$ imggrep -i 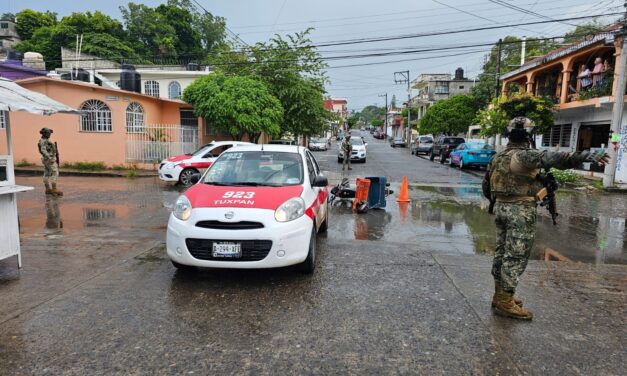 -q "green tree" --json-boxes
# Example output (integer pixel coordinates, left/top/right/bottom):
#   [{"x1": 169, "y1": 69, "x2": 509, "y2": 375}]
[
  {"x1": 155, "y1": 2, "x2": 202, "y2": 58},
  {"x1": 471, "y1": 36, "x2": 559, "y2": 108},
  {"x1": 1, "y1": 12, "x2": 15, "y2": 22},
  {"x1": 370, "y1": 118, "x2": 383, "y2": 128},
  {"x1": 564, "y1": 20, "x2": 608, "y2": 43},
  {"x1": 183, "y1": 74, "x2": 283, "y2": 142},
  {"x1": 15, "y1": 9, "x2": 57, "y2": 40},
  {"x1": 119, "y1": 3, "x2": 178, "y2": 58},
  {"x1": 169, "y1": 0, "x2": 226, "y2": 53},
  {"x1": 477, "y1": 93, "x2": 555, "y2": 136},
  {"x1": 420, "y1": 95, "x2": 479, "y2": 136},
  {"x1": 218, "y1": 29, "x2": 329, "y2": 139}
]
